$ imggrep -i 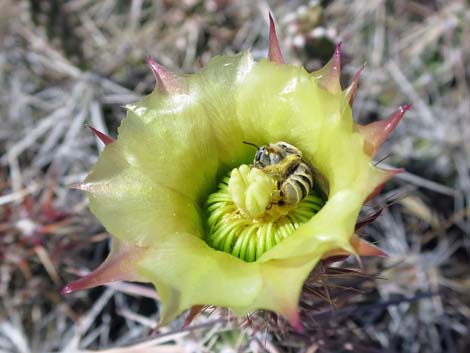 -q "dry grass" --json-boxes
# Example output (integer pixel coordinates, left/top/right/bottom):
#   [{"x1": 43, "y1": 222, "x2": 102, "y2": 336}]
[{"x1": 0, "y1": 0, "x2": 468, "y2": 352}]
